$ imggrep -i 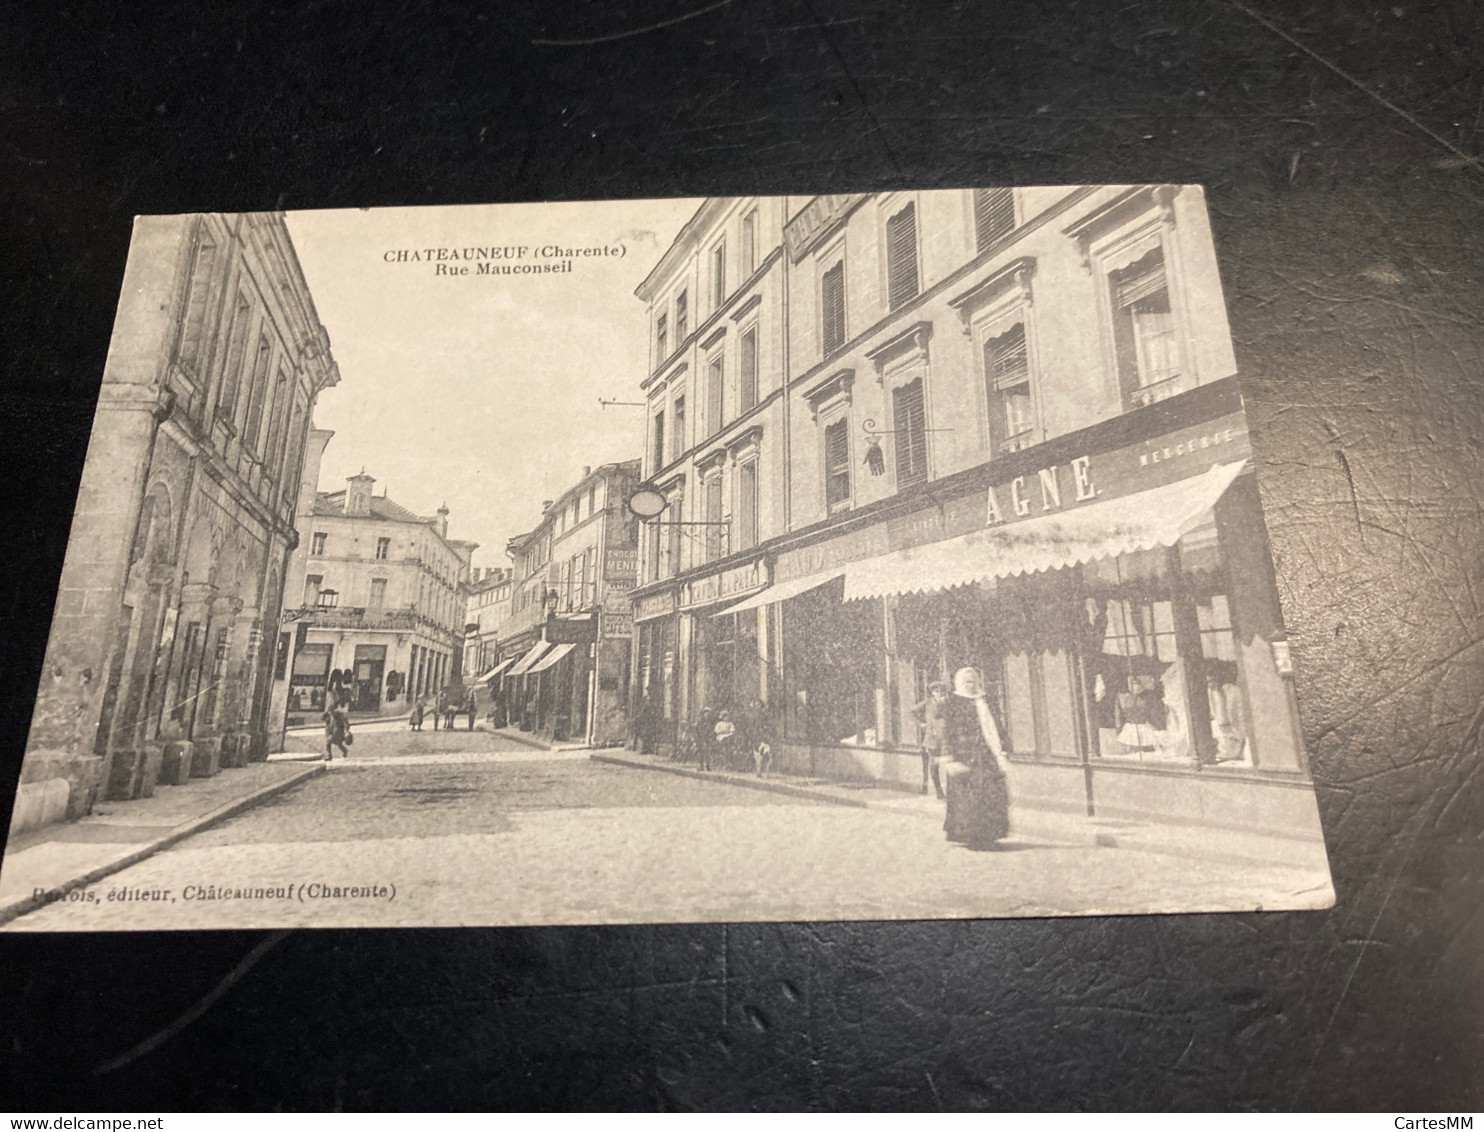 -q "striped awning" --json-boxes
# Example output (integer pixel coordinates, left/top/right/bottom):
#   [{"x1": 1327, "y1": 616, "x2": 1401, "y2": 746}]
[
  {"x1": 843, "y1": 460, "x2": 1247, "y2": 601},
  {"x1": 504, "y1": 641, "x2": 552, "y2": 677}
]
